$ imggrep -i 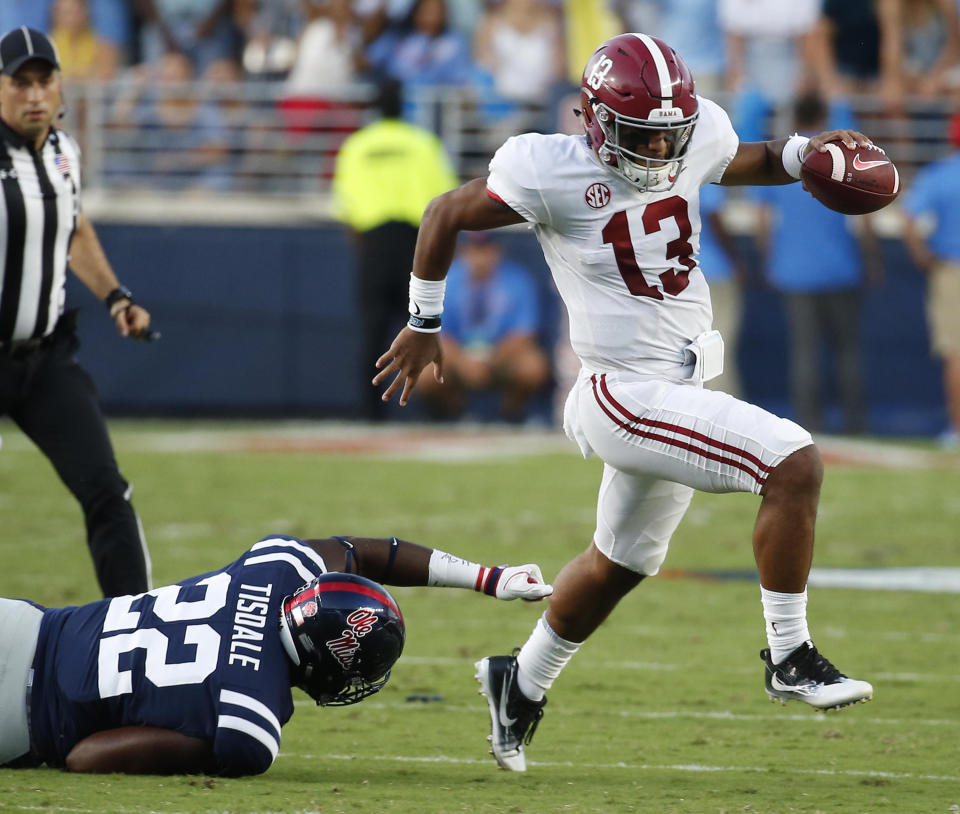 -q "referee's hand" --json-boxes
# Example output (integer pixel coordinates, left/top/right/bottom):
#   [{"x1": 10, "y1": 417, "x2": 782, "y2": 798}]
[{"x1": 112, "y1": 302, "x2": 152, "y2": 339}]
